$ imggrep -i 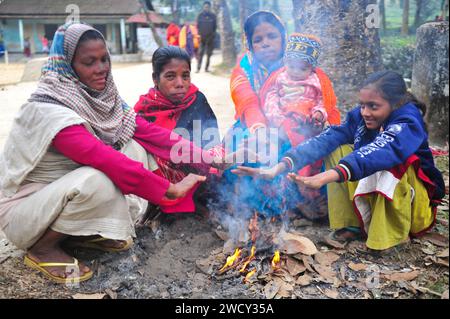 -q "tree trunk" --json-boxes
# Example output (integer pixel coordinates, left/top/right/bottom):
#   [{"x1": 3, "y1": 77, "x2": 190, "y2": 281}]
[
  {"x1": 401, "y1": 0, "x2": 410, "y2": 35},
  {"x1": 414, "y1": 0, "x2": 423, "y2": 28},
  {"x1": 214, "y1": 0, "x2": 237, "y2": 66},
  {"x1": 271, "y1": 0, "x2": 281, "y2": 16},
  {"x1": 170, "y1": 0, "x2": 180, "y2": 24},
  {"x1": 292, "y1": 0, "x2": 382, "y2": 108},
  {"x1": 380, "y1": 0, "x2": 387, "y2": 30},
  {"x1": 138, "y1": 0, "x2": 164, "y2": 47},
  {"x1": 443, "y1": 0, "x2": 449, "y2": 20}
]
